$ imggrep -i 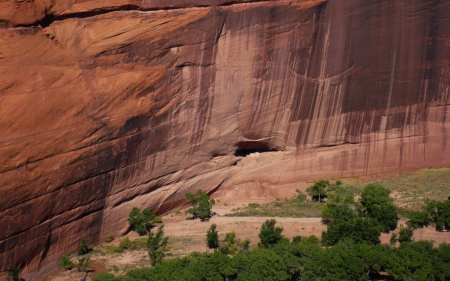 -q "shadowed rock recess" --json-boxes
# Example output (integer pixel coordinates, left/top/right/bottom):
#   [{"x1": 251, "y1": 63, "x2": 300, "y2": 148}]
[{"x1": 1, "y1": 0, "x2": 450, "y2": 279}]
